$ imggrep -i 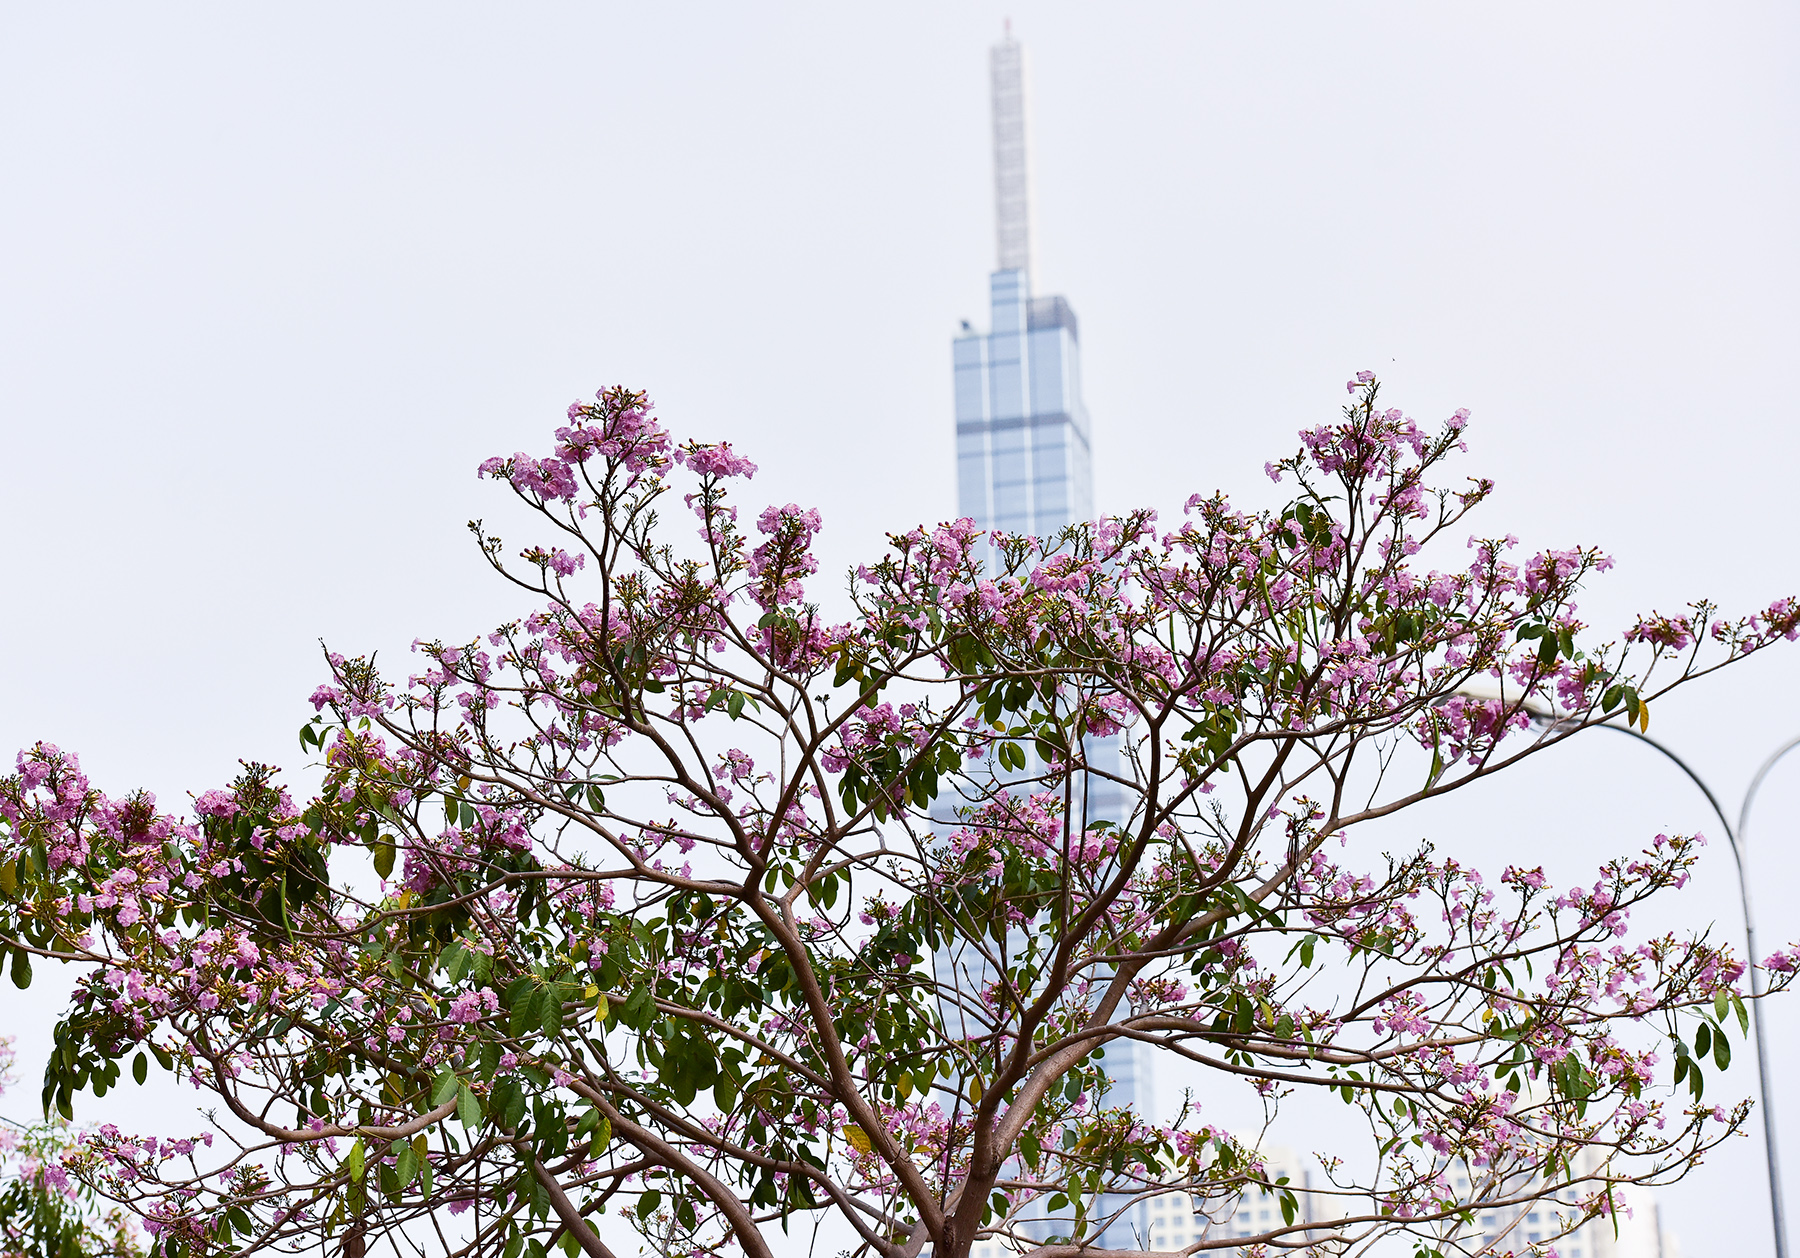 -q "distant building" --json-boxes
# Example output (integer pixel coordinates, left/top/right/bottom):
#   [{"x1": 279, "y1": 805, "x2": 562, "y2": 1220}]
[
  {"x1": 1138, "y1": 1146, "x2": 1313, "y2": 1255},
  {"x1": 947, "y1": 26, "x2": 1685, "y2": 1258},
  {"x1": 1126, "y1": 1148, "x2": 1679, "y2": 1258},
  {"x1": 952, "y1": 32, "x2": 1093, "y2": 558},
  {"x1": 968, "y1": 1146, "x2": 1312, "y2": 1258},
  {"x1": 949, "y1": 27, "x2": 1142, "y2": 1254},
  {"x1": 1458, "y1": 1158, "x2": 1681, "y2": 1258}
]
